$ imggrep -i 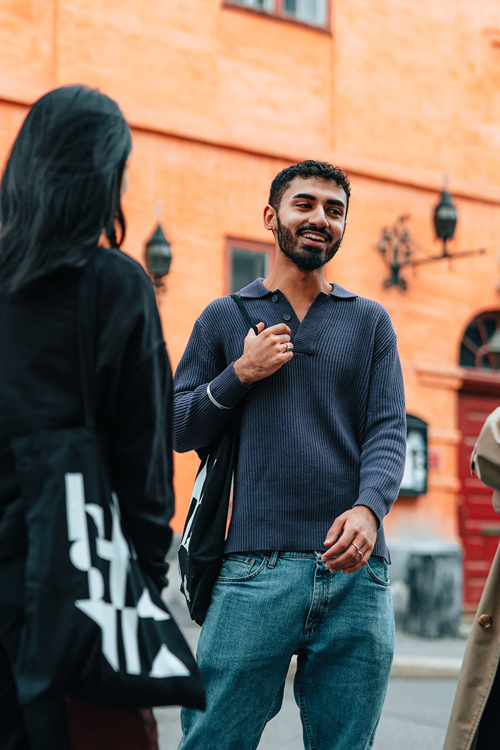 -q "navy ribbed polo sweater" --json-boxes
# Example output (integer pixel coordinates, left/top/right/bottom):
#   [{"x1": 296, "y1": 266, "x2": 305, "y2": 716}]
[{"x1": 174, "y1": 279, "x2": 406, "y2": 562}]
